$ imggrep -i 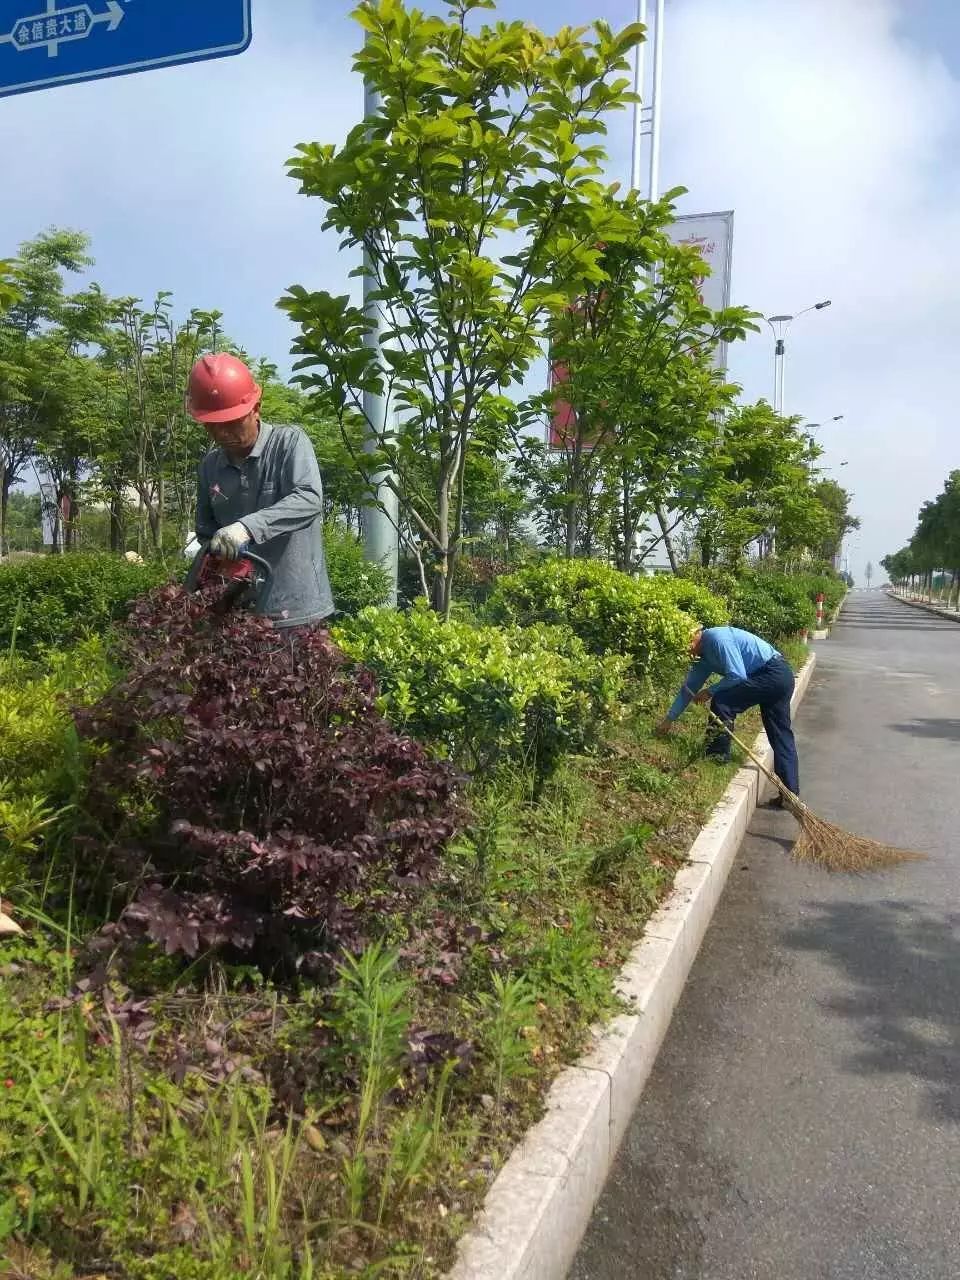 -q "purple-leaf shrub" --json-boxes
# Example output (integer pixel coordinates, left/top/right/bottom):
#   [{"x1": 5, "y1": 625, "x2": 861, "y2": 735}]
[{"x1": 76, "y1": 585, "x2": 460, "y2": 975}]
